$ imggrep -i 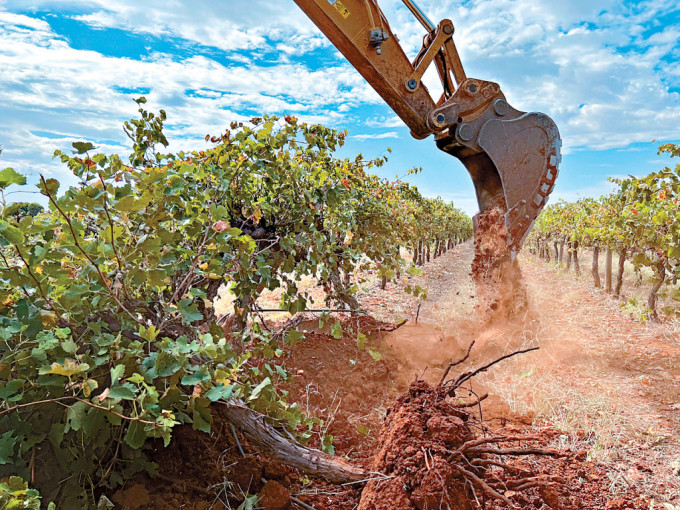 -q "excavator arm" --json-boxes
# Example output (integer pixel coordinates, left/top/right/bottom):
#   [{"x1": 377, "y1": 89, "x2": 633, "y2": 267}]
[{"x1": 293, "y1": 0, "x2": 561, "y2": 255}]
